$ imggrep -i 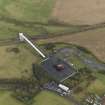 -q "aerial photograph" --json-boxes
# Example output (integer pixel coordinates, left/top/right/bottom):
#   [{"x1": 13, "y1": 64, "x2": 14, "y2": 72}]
[{"x1": 0, "y1": 0, "x2": 105, "y2": 105}]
